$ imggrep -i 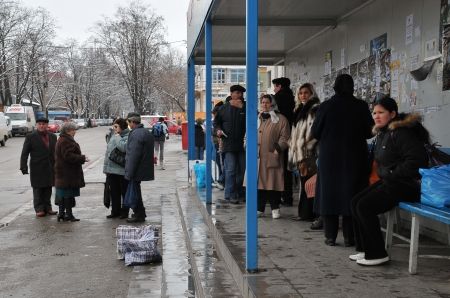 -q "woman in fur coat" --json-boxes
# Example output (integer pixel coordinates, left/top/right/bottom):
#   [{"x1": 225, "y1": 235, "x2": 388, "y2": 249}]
[
  {"x1": 350, "y1": 97, "x2": 429, "y2": 266},
  {"x1": 288, "y1": 83, "x2": 320, "y2": 221}
]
